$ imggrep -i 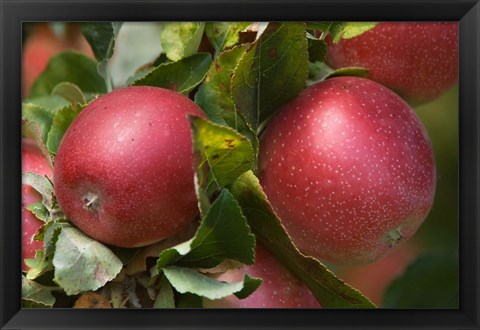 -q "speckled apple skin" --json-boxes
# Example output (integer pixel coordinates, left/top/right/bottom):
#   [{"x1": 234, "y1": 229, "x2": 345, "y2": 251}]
[
  {"x1": 205, "y1": 245, "x2": 320, "y2": 308},
  {"x1": 326, "y1": 22, "x2": 458, "y2": 104},
  {"x1": 54, "y1": 86, "x2": 204, "y2": 248},
  {"x1": 259, "y1": 77, "x2": 436, "y2": 265},
  {"x1": 22, "y1": 139, "x2": 53, "y2": 271}
]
